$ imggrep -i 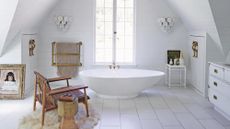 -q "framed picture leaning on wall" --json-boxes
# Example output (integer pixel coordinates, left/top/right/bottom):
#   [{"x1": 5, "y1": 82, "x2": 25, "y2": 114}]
[{"x1": 0, "y1": 64, "x2": 26, "y2": 99}]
